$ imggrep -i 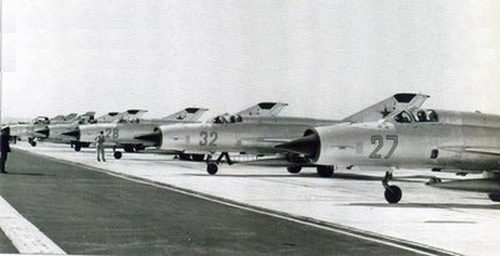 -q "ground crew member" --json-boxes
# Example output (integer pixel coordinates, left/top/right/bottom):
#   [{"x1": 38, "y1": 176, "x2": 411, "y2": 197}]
[
  {"x1": 95, "y1": 131, "x2": 106, "y2": 162},
  {"x1": 0, "y1": 127, "x2": 11, "y2": 173}
]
